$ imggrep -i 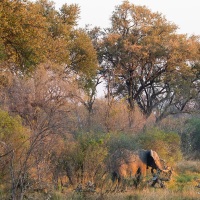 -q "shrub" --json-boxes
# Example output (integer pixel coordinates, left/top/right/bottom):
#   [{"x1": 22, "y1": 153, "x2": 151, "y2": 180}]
[
  {"x1": 107, "y1": 132, "x2": 139, "y2": 154},
  {"x1": 137, "y1": 127, "x2": 182, "y2": 164},
  {"x1": 62, "y1": 132, "x2": 109, "y2": 186},
  {"x1": 182, "y1": 117, "x2": 200, "y2": 158},
  {"x1": 0, "y1": 110, "x2": 30, "y2": 197}
]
